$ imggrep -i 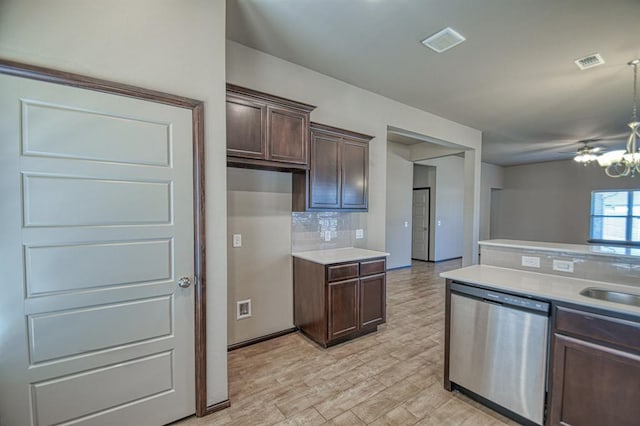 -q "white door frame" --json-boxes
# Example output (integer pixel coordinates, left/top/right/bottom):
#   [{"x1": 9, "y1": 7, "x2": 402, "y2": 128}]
[{"x1": 0, "y1": 59, "x2": 220, "y2": 417}]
